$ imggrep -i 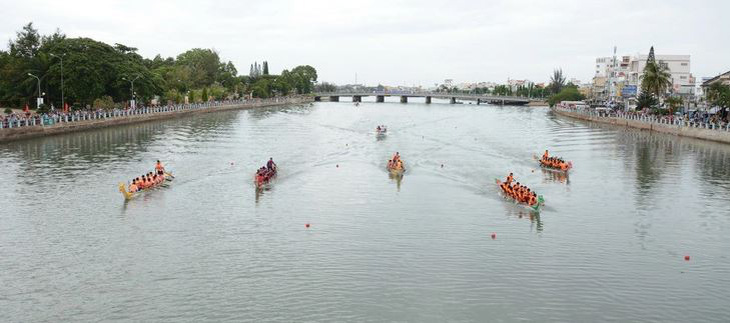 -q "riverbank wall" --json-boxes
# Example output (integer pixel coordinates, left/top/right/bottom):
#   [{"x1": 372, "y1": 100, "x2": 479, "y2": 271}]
[
  {"x1": 552, "y1": 107, "x2": 730, "y2": 144},
  {"x1": 0, "y1": 97, "x2": 312, "y2": 143}
]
